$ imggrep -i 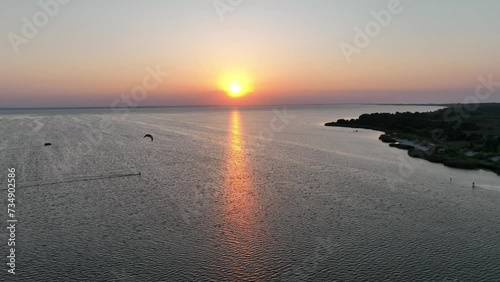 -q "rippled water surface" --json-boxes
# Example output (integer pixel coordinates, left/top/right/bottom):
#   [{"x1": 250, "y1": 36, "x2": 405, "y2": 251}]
[{"x1": 1, "y1": 105, "x2": 500, "y2": 281}]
